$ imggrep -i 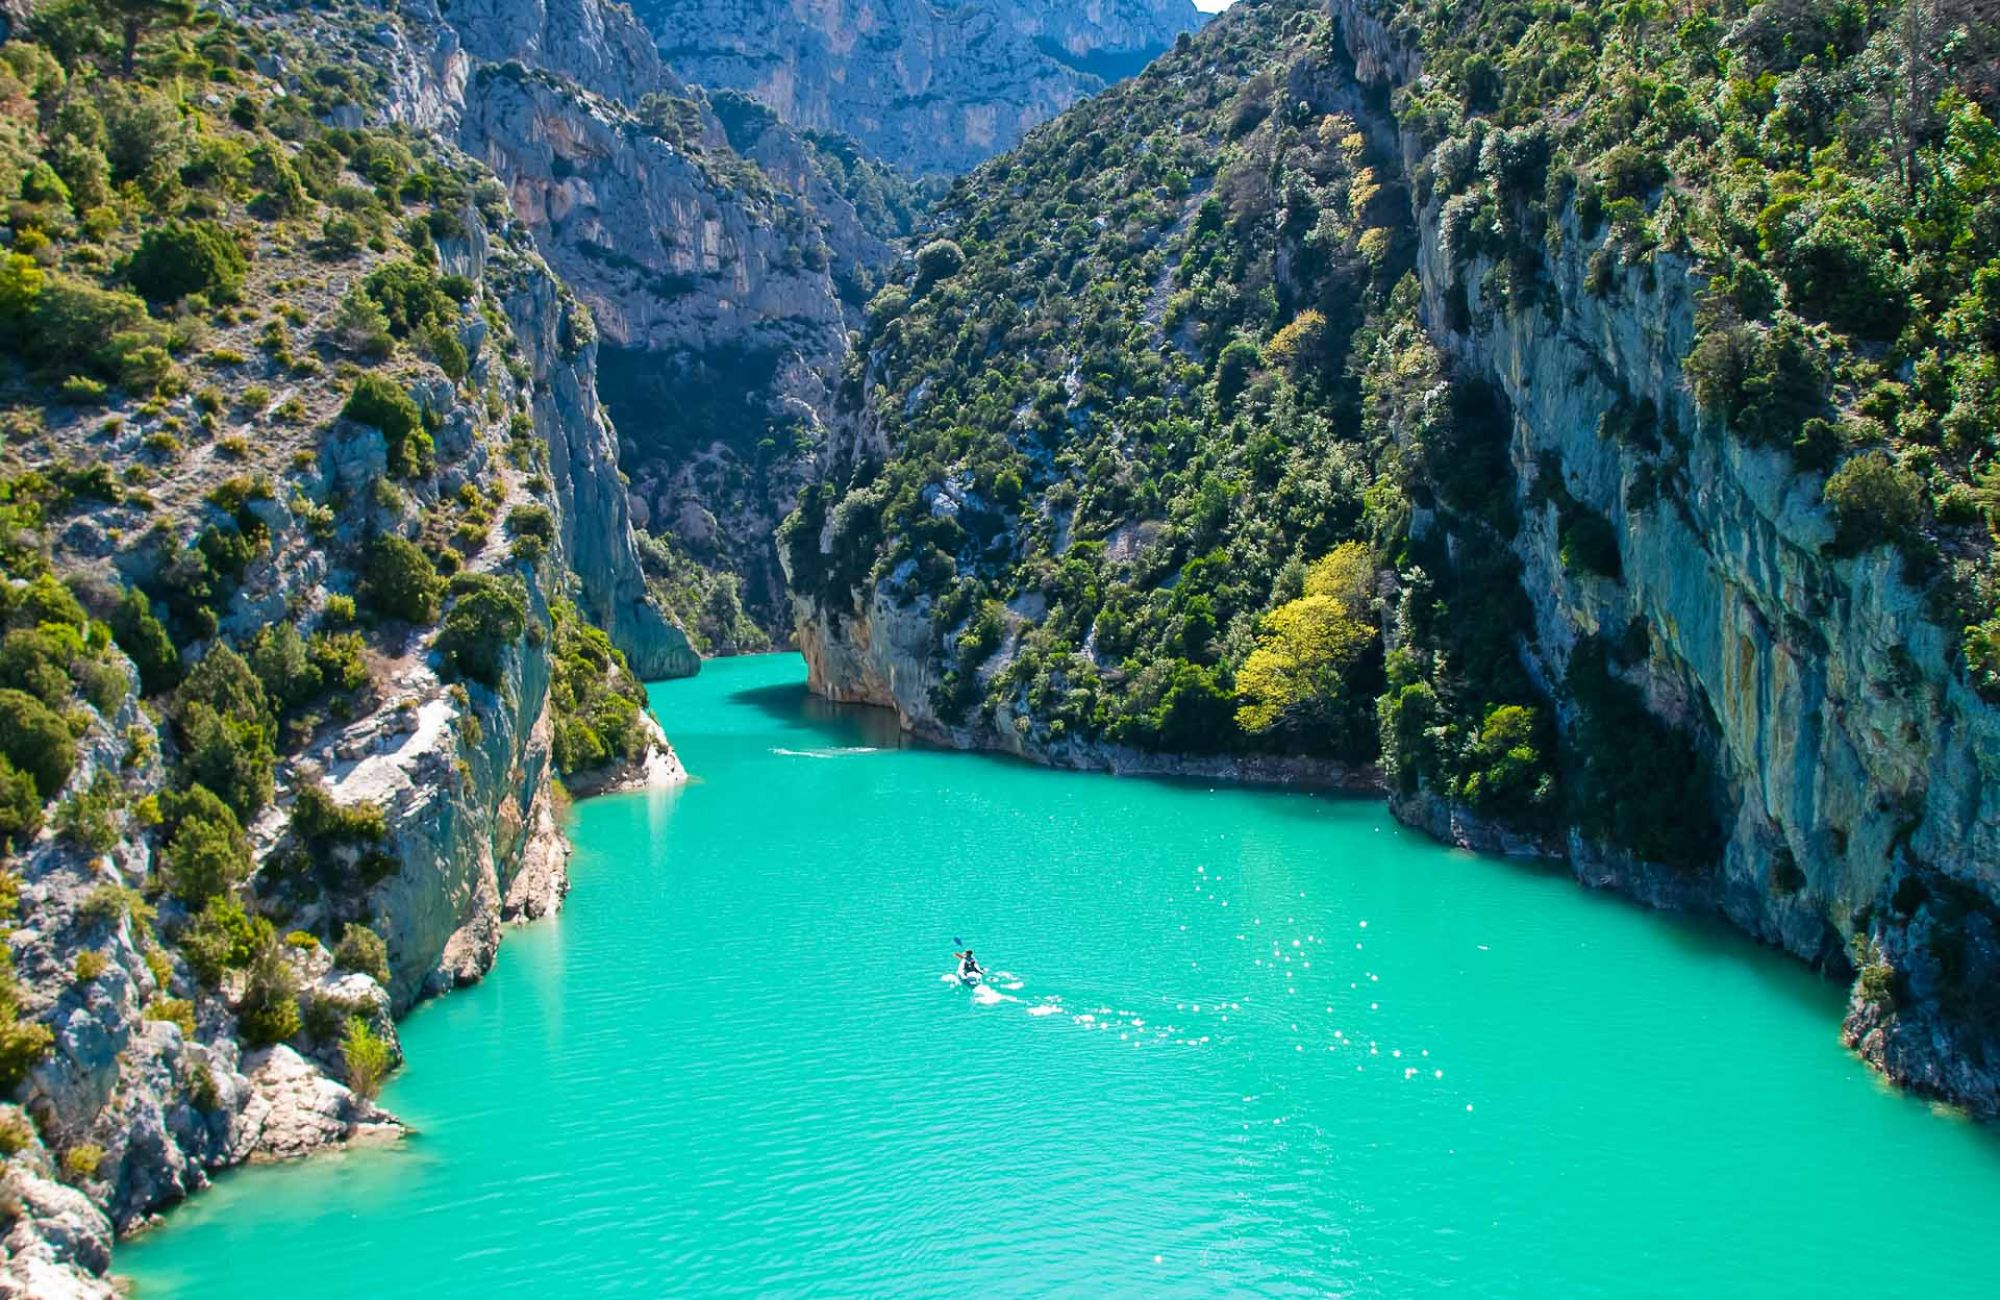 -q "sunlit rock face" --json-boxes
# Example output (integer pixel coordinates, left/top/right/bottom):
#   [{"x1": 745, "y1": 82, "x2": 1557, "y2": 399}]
[{"x1": 631, "y1": 0, "x2": 1207, "y2": 173}]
